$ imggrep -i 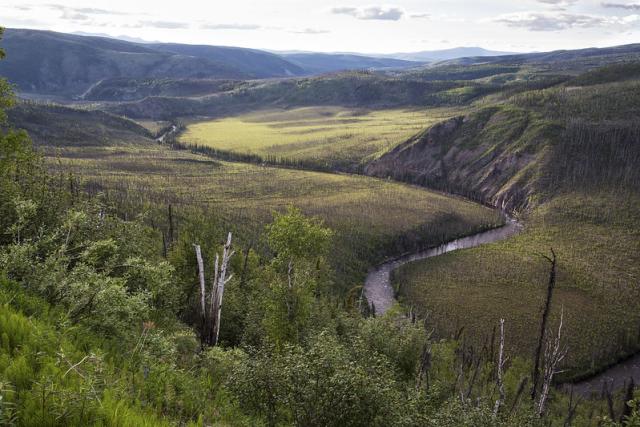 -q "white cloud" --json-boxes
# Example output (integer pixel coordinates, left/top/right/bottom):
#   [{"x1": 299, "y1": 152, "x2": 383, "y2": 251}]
[
  {"x1": 331, "y1": 6, "x2": 404, "y2": 21},
  {"x1": 602, "y1": 2, "x2": 640, "y2": 10},
  {"x1": 494, "y1": 11, "x2": 622, "y2": 31}
]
